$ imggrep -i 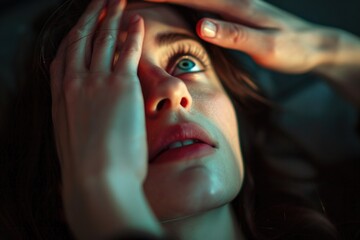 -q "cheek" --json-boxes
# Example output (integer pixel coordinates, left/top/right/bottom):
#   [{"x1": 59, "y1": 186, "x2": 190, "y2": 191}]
[
  {"x1": 193, "y1": 85, "x2": 244, "y2": 187},
  {"x1": 191, "y1": 85, "x2": 244, "y2": 206},
  {"x1": 194, "y1": 85, "x2": 241, "y2": 157}
]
